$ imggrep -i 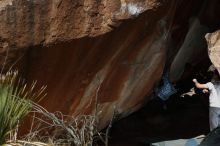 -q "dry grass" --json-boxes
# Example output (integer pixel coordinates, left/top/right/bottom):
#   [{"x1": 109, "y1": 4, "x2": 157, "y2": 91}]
[
  {"x1": 31, "y1": 103, "x2": 97, "y2": 146},
  {"x1": 3, "y1": 74, "x2": 115, "y2": 146}
]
